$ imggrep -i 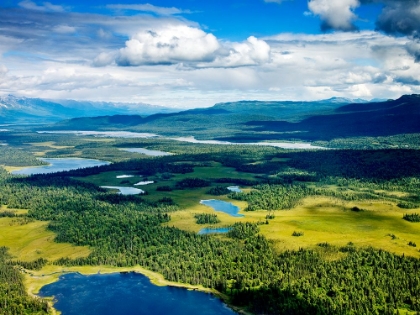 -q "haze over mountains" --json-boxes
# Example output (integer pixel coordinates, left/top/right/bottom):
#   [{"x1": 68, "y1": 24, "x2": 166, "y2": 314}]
[{"x1": 0, "y1": 95, "x2": 178, "y2": 124}]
